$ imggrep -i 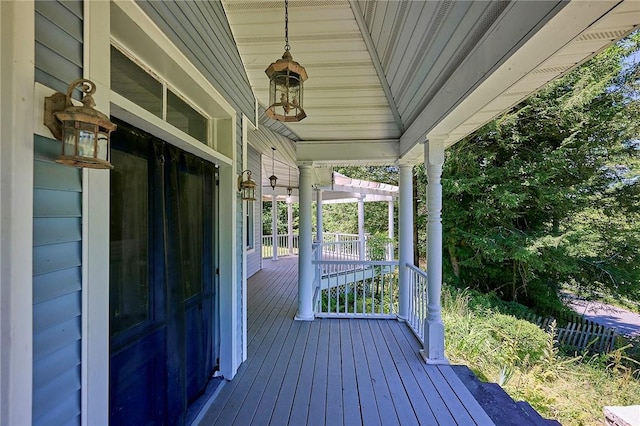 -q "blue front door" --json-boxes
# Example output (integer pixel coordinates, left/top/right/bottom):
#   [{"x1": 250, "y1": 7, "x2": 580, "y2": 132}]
[{"x1": 109, "y1": 120, "x2": 219, "y2": 425}]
